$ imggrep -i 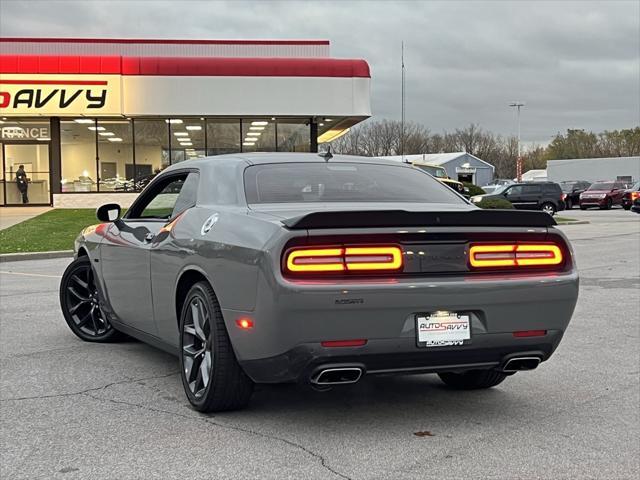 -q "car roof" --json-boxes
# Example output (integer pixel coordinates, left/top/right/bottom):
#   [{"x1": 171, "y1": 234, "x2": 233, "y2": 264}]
[{"x1": 162, "y1": 152, "x2": 411, "y2": 172}]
